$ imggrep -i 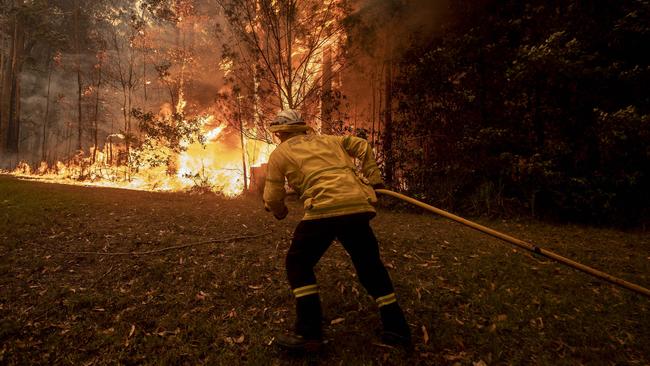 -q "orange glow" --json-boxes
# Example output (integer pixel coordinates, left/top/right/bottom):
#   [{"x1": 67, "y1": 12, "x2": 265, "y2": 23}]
[{"x1": 8, "y1": 107, "x2": 273, "y2": 197}]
